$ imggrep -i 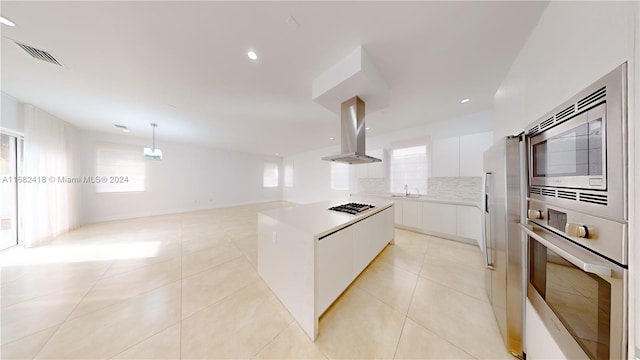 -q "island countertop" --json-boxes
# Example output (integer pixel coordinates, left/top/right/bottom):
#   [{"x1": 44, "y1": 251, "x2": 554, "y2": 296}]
[
  {"x1": 258, "y1": 198, "x2": 394, "y2": 239},
  {"x1": 258, "y1": 196, "x2": 395, "y2": 341}
]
